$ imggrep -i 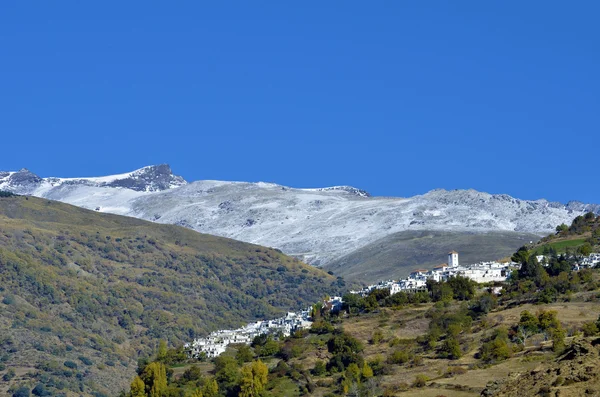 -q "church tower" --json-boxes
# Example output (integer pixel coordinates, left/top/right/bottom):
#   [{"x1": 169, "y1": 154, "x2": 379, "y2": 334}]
[{"x1": 448, "y1": 251, "x2": 459, "y2": 267}]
